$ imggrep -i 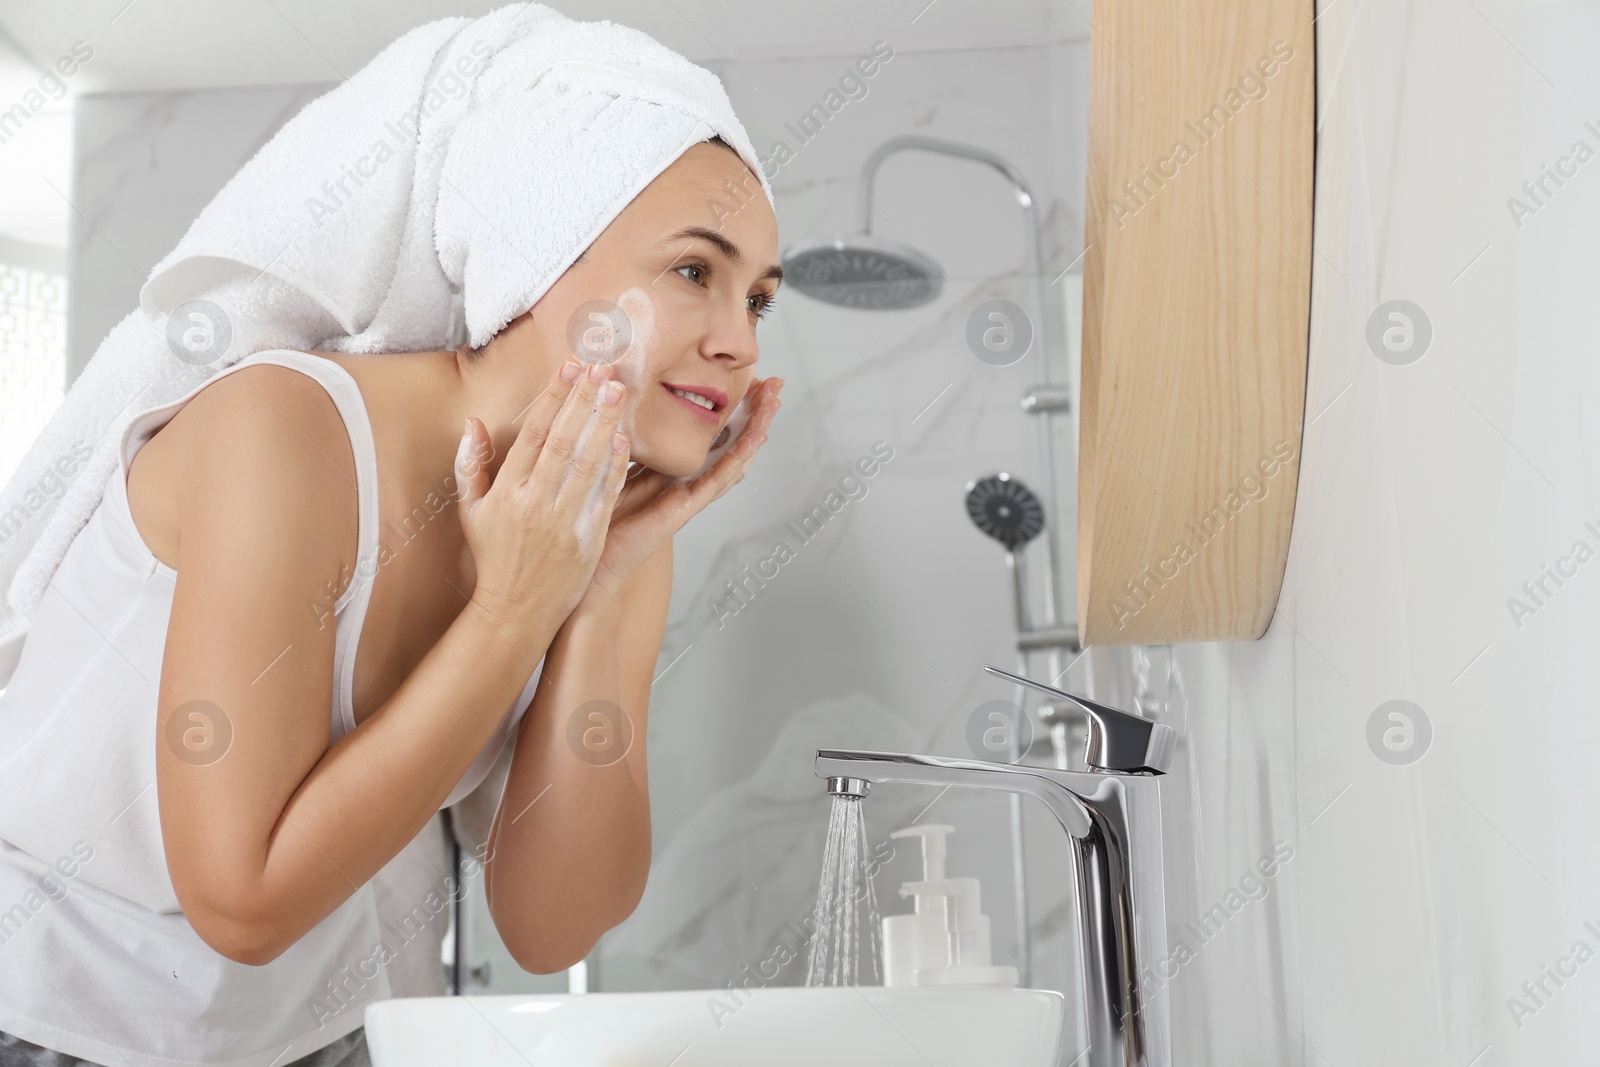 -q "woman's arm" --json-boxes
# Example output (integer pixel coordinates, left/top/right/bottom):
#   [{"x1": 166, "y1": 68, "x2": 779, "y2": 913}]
[
  {"x1": 483, "y1": 537, "x2": 672, "y2": 972},
  {"x1": 480, "y1": 374, "x2": 780, "y2": 972},
  {"x1": 157, "y1": 363, "x2": 617, "y2": 966}
]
